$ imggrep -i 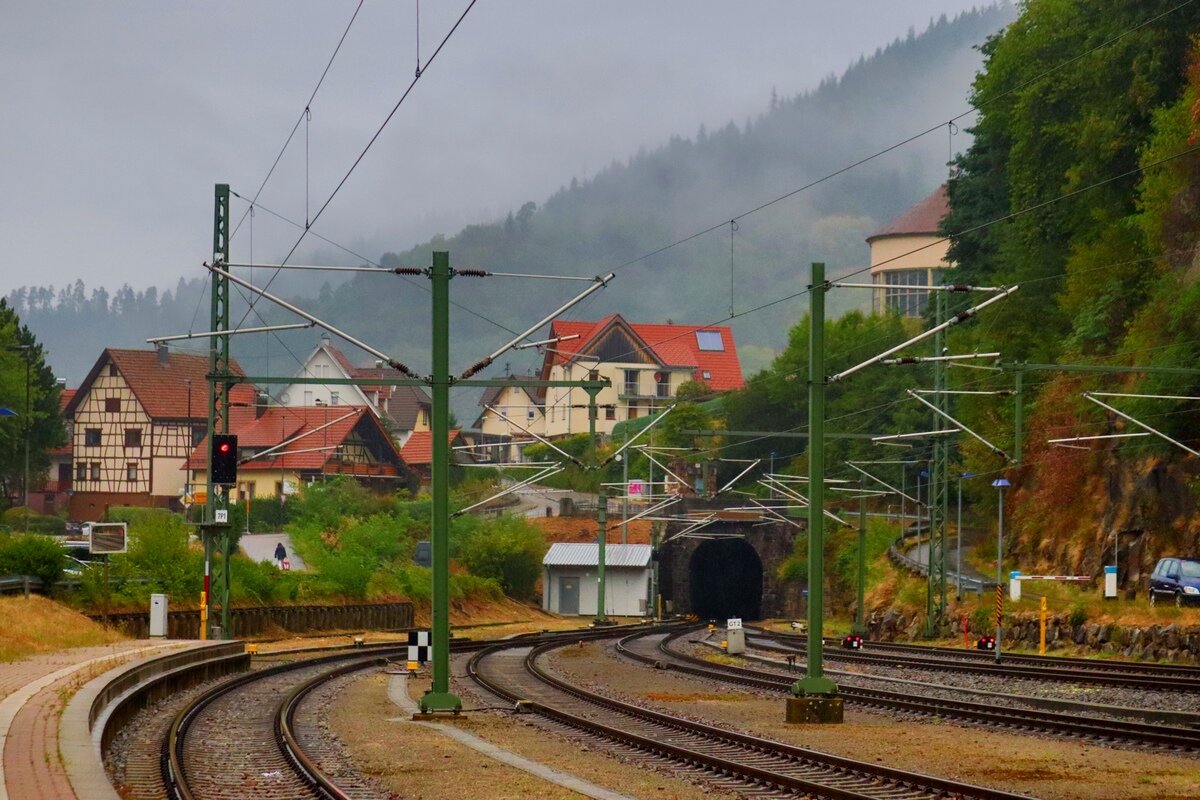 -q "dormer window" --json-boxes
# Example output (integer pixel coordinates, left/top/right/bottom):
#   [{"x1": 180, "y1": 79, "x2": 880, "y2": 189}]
[{"x1": 695, "y1": 330, "x2": 724, "y2": 351}]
